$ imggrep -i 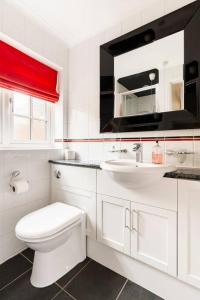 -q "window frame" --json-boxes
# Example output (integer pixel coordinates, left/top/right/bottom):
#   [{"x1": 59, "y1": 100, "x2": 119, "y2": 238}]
[
  {"x1": 0, "y1": 88, "x2": 56, "y2": 149},
  {"x1": 10, "y1": 92, "x2": 51, "y2": 144}
]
